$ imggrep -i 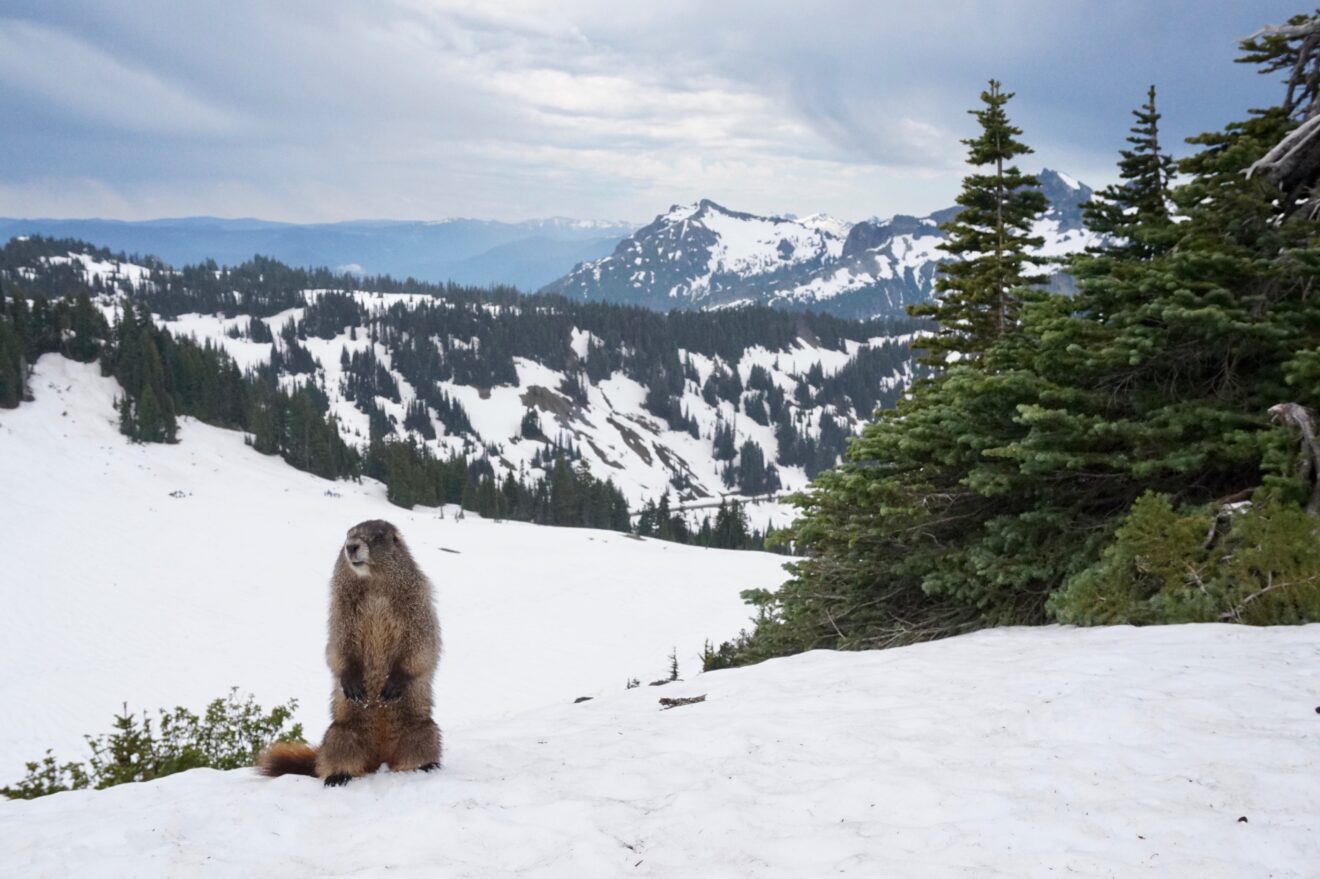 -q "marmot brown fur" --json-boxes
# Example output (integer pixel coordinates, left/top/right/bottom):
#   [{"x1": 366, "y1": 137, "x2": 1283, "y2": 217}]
[{"x1": 258, "y1": 519, "x2": 441, "y2": 787}]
